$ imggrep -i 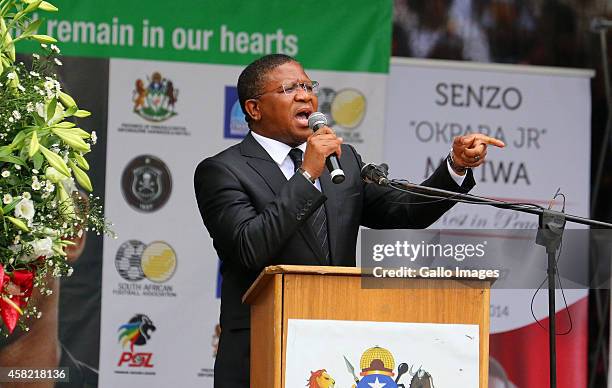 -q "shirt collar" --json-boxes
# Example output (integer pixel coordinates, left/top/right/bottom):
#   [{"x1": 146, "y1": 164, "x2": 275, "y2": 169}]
[{"x1": 251, "y1": 131, "x2": 307, "y2": 165}]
